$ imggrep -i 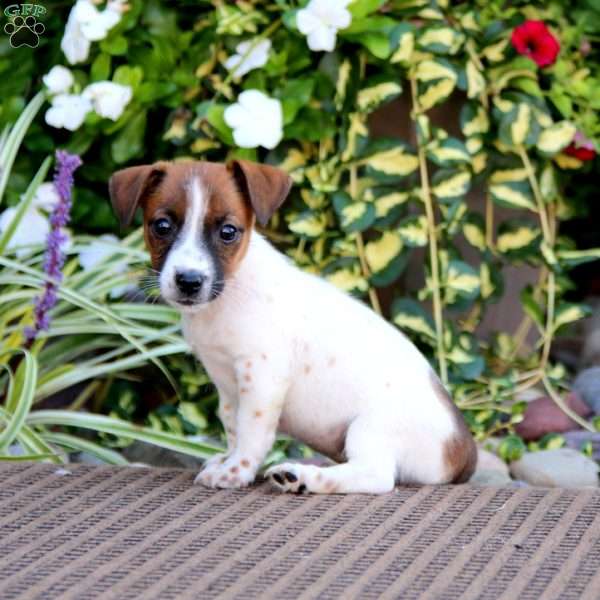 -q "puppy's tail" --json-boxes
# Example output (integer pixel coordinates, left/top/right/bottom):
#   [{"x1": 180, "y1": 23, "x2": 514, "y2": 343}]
[{"x1": 430, "y1": 371, "x2": 478, "y2": 483}]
